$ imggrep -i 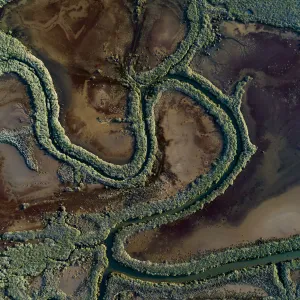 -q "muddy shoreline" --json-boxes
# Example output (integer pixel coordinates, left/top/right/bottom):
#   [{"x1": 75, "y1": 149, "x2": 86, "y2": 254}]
[{"x1": 126, "y1": 22, "x2": 300, "y2": 263}]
